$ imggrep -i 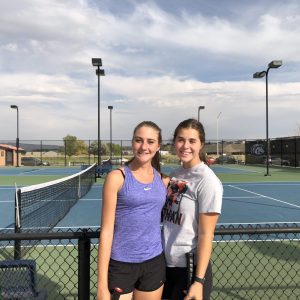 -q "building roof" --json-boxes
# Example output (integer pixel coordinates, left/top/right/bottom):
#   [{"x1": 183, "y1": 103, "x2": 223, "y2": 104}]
[{"x1": 0, "y1": 144, "x2": 24, "y2": 151}]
